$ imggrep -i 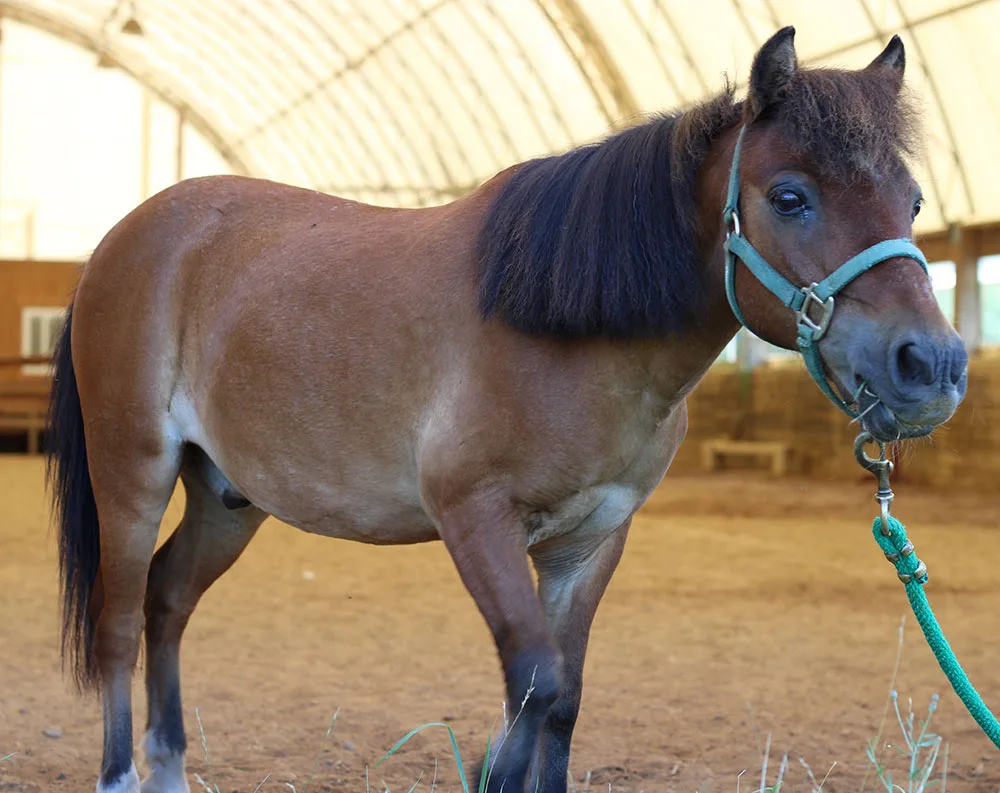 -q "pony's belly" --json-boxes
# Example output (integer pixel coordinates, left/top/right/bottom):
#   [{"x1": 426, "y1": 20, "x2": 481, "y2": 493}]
[
  {"x1": 232, "y1": 462, "x2": 437, "y2": 543},
  {"x1": 267, "y1": 489, "x2": 439, "y2": 544},
  {"x1": 173, "y1": 396, "x2": 437, "y2": 542}
]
